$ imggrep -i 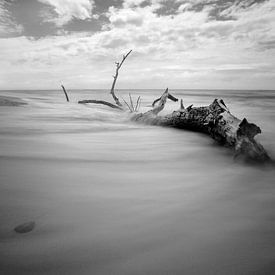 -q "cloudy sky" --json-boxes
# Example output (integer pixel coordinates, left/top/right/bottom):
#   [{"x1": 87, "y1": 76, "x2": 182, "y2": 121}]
[{"x1": 0, "y1": 0, "x2": 274, "y2": 90}]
